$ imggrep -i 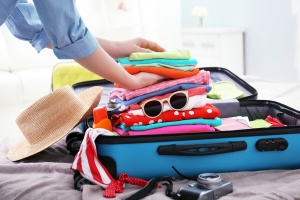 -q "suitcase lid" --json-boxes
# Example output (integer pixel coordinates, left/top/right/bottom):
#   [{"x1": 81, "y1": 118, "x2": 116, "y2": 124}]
[{"x1": 203, "y1": 67, "x2": 257, "y2": 101}]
